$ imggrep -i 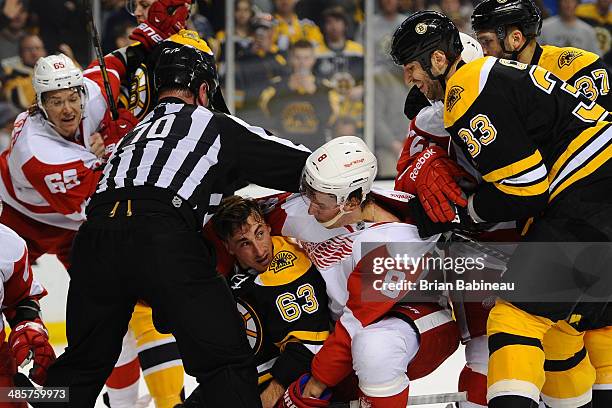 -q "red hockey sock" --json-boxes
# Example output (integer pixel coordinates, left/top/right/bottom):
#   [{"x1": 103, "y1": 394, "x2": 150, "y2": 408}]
[
  {"x1": 459, "y1": 365, "x2": 487, "y2": 407},
  {"x1": 358, "y1": 387, "x2": 409, "y2": 408}
]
